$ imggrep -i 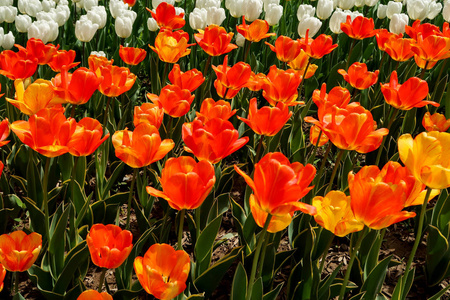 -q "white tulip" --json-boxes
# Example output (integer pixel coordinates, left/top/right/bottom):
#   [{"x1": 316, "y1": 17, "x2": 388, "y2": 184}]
[
  {"x1": 407, "y1": 0, "x2": 429, "y2": 20},
  {"x1": 109, "y1": 0, "x2": 128, "y2": 18},
  {"x1": 84, "y1": 0, "x2": 98, "y2": 11},
  {"x1": 226, "y1": 0, "x2": 244, "y2": 18},
  {"x1": 236, "y1": 33, "x2": 245, "y2": 47},
  {"x1": 263, "y1": 0, "x2": 279, "y2": 11},
  {"x1": 25, "y1": 0, "x2": 43, "y2": 17},
  {"x1": 265, "y1": 3, "x2": 283, "y2": 25},
  {"x1": 329, "y1": 8, "x2": 347, "y2": 33},
  {"x1": 386, "y1": 1, "x2": 402, "y2": 19},
  {"x1": 36, "y1": 11, "x2": 57, "y2": 22},
  {"x1": 1, "y1": 6, "x2": 17, "y2": 24},
  {"x1": 427, "y1": 2, "x2": 442, "y2": 20},
  {"x1": 337, "y1": 0, "x2": 355, "y2": 10},
  {"x1": 42, "y1": 0, "x2": 56, "y2": 12},
  {"x1": 15, "y1": 14, "x2": 32, "y2": 33},
  {"x1": 0, "y1": 28, "x2": 4, "y2": 48},
  {"x1": 53, "y1": 6, "x2": 70, "y2": 26},
  {"x1": 189, "y1": 8, "x2": 207, "y2": 30},
  {"x1": 0, "y1": 0, "x2": 12, "y2": 6},
  {"x1": 355, "y1": 0, "x2": 364, "y2": 8},
  {"x1": 3, "y1": 31, "x2": 14, "y2": 50},
  {"x1": 389, "y1": 13, "x2": 408, "y2": 34},
  {"x1": 75, "y1": 16, "x2": 98, "y2": 42},
  {"x1": 147, "y1": 17, "x2": 159, "y2": 31},
  {"x1": 377, "y1": 4, "x2": 387, "y2": 19},
  {"x1": 115, "y1": 15, "x2": 133, "y2": 38},
  {"x1": 206, "y1": 7, "x2": 226, "y2": 25},
  {"x1": 364, "y1": 0, "x2": 377, "y2": 7},
  {"x1": 298, "y1": 16, "x2": 322, "y2": 37},
  {"x1": 316, "y1": 0, "x2": 334, "y2": 20},
  {"x1": 243, "y1": 0, "x2": 263, "y2": 21},
  {"x1": 152, "y1": 0, "x2": 175, "y2": 9},
  {"x1": 196, "y1": 0, "x2": 221, "y2": 8},
  {"x1": 91, "y1": 50, "x2": 106, "y2": 57},
  {"x1": 444, "y1": 0, "x2": 450, "y2": 22},
  {"x1": 87, "y1": 6, "x2": 107, "y2": 28},
  {"x1": 18, "y1": 0, "x2": 27, "y2": 14},
  {"x1": 28, "y1": 20, "x2": 58, "y2": 43},
  {"x1": 297, "y1": 4, "x2": 315, "y2": 20}
]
